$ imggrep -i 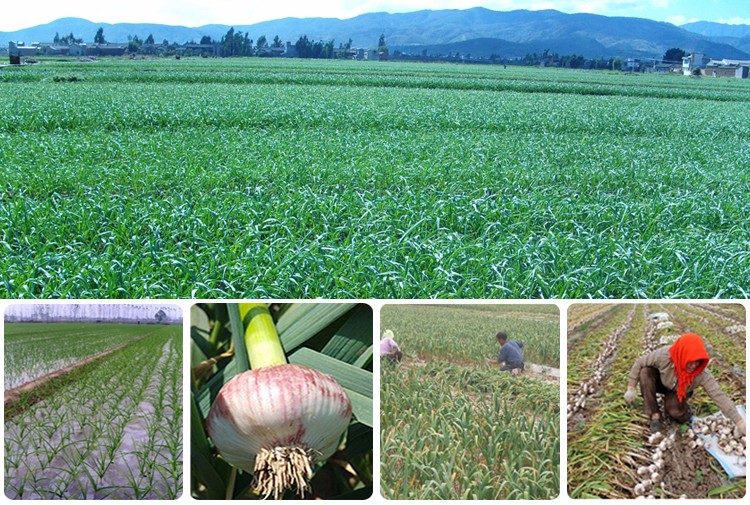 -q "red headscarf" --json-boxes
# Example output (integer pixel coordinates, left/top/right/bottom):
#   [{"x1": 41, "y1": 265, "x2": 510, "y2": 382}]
[{"x1": 669, "y1": 333, "x2": 709, "y2": 401}]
